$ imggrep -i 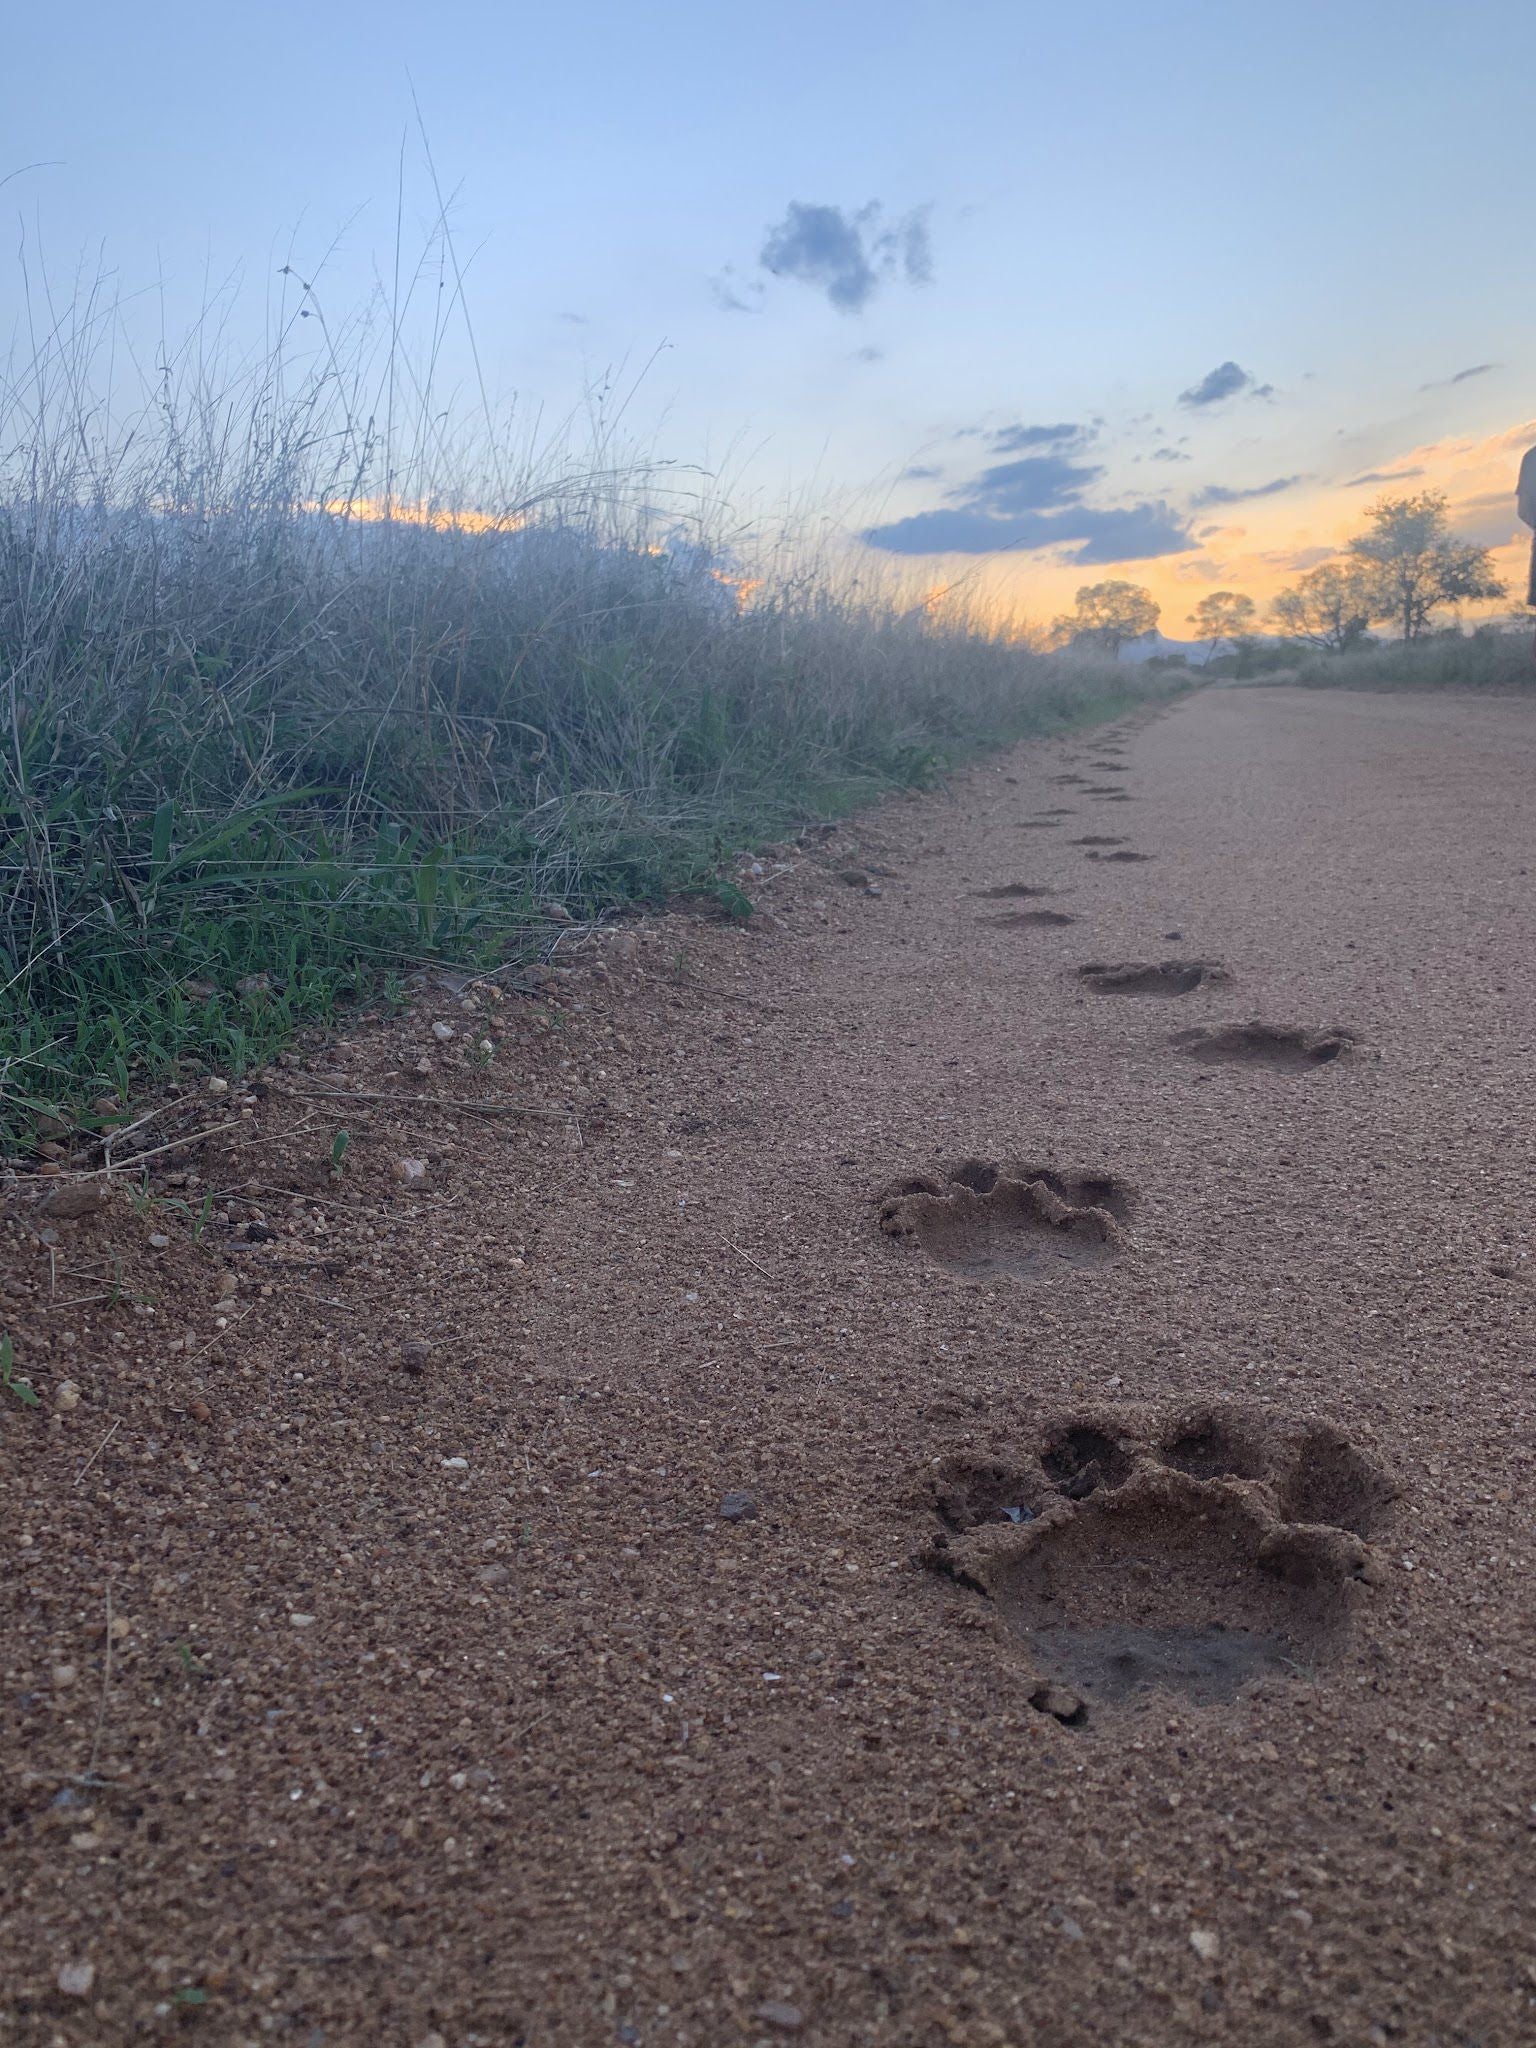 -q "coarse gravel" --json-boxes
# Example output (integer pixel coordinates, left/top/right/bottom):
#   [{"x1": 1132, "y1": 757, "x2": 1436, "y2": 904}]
[{"x1": 3, "y1": 684, "x2": 1535, "y2": 2047}]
